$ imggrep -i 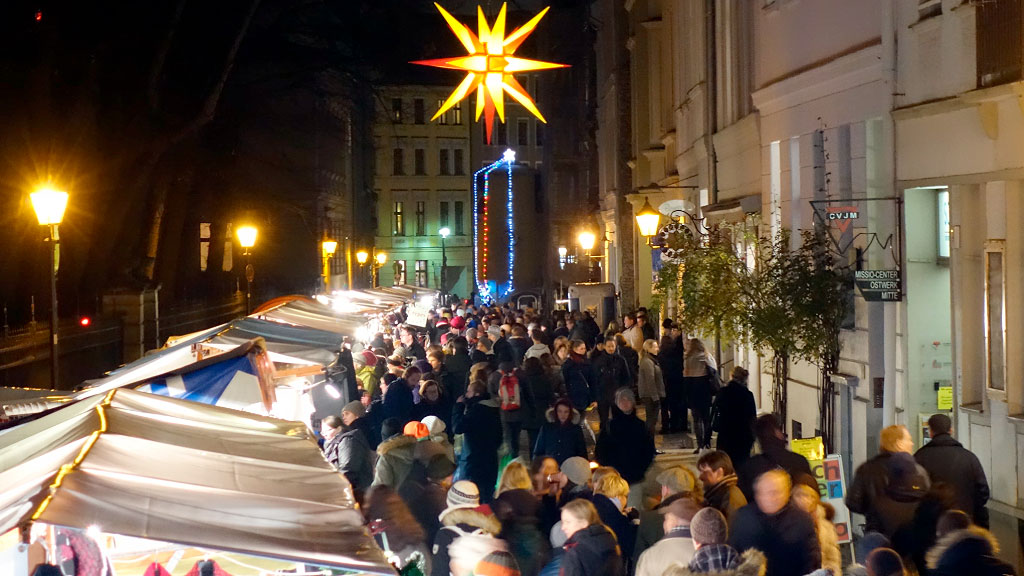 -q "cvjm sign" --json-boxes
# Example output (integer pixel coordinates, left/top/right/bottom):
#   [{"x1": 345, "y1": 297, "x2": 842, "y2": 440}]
[{"x1": 827, "y1": 206, "x2": 859, "y2": 233}]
